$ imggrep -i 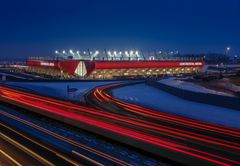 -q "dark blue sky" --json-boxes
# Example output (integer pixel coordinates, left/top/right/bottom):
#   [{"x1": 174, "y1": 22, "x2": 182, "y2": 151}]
[{"x1": 0, "y1": 0, "x2": 239, "y2": 58}]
